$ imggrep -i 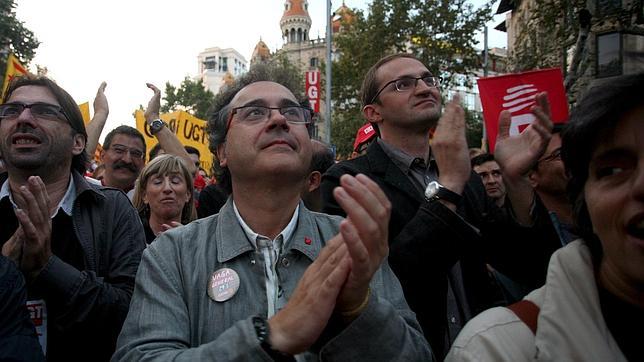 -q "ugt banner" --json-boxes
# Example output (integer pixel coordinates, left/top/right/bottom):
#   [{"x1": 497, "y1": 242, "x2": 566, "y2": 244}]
[
  {"x1": 477, "y1": 68, "x2": 568, "y2": 152},
  {"x1": 306, "y1": 71, "x2": 320, "y2": 112}
]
